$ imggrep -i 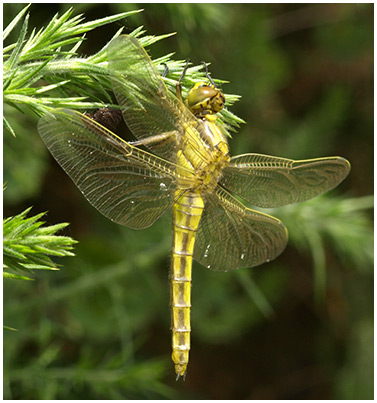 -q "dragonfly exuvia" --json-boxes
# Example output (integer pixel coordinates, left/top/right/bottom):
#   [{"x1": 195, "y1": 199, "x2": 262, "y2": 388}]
[{"x1": 38, "y1": 35, "x2": 351, "y2": 379}]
